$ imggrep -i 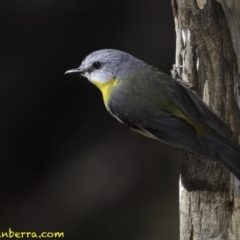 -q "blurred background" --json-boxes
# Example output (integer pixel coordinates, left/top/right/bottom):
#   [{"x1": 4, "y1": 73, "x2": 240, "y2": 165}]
[{"x1": 0, "y1": 0, "x2": 179, "y2": 239}]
